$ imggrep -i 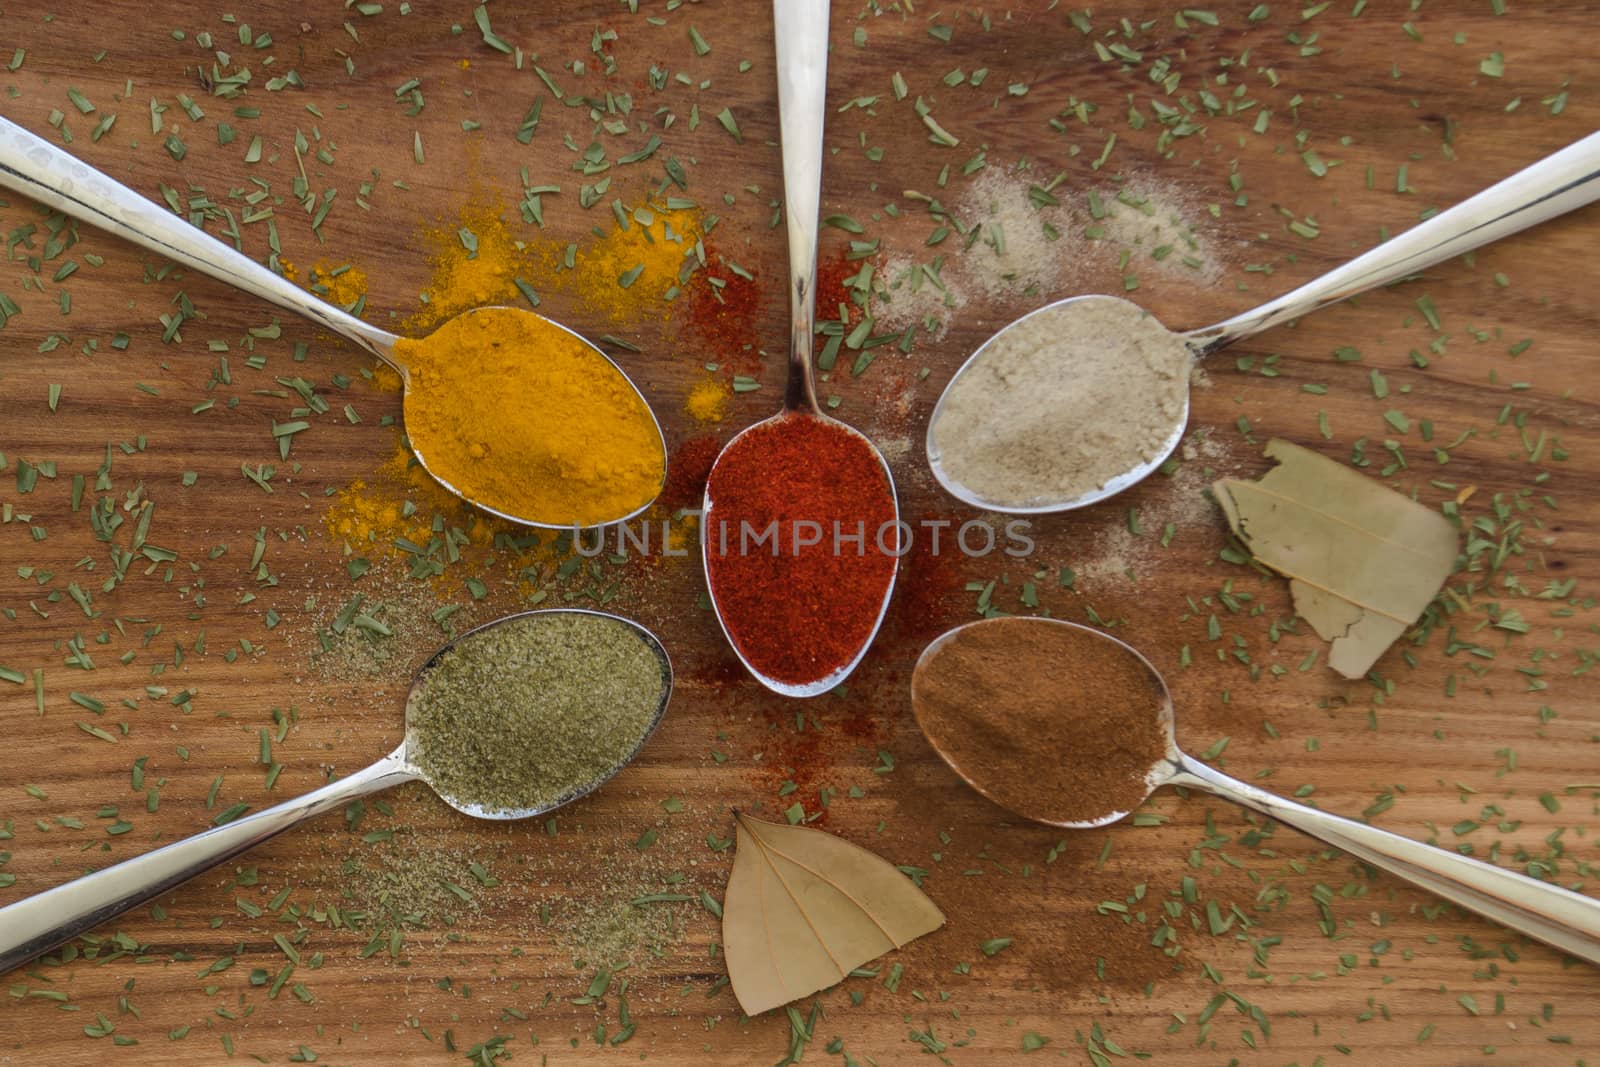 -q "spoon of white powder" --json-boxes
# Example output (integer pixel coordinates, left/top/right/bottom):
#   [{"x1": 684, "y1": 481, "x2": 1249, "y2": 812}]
[{"x1": 927, "y1": 132, "x2": 1600, "y2": 514}]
